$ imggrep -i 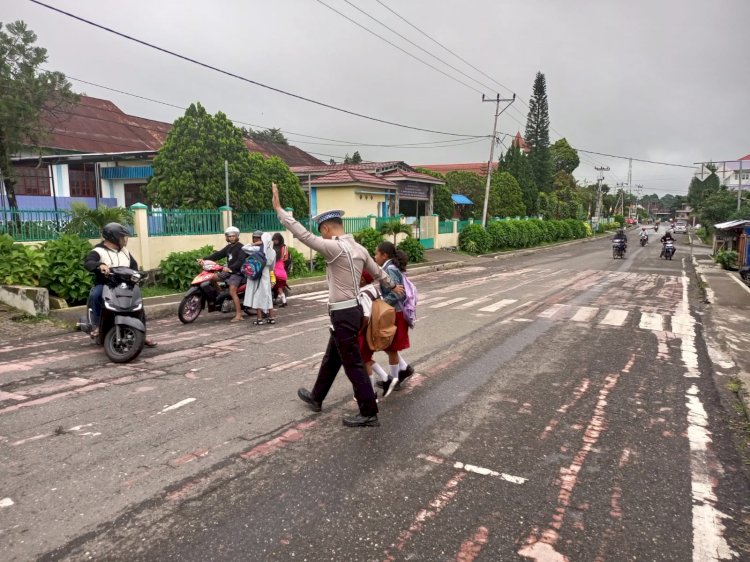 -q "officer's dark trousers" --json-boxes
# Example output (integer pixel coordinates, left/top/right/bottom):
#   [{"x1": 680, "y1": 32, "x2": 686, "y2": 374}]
[{"x1": 311, "y1": 306, "x2": 378, "y2": 417}]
